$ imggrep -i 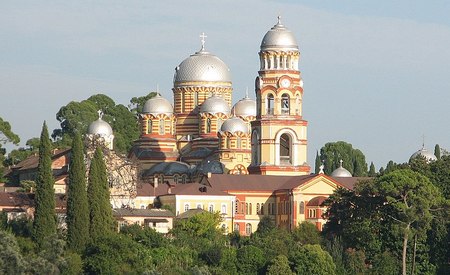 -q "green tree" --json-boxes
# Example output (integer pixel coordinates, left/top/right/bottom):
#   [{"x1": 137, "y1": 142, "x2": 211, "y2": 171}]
[
  {"x1": 88, "y1": 147, "x2": 114, "y2": 240},
  {"x1": 435, "y1": 144, "x2": 441, "y2": 160},
  {"x1": 0, "y1": 230, "x2": 28, "y2": 274},
  {"x1": 368, "y1": 161, "x2": 376, "y2": 177},
  {"x1": 0, "y1": 116, "x2": 20, "y2": 180},
  {"x1": 33, "y1": 122, "x2": 57, "y2": 247},
  {"x1": 66, "y1": 132, "x2": 89, "y2": 253},
  {"x1": 289, "y1": 244, "x2": 336, "y2": 275},
  {"x1": 315, "y1": 150, "x2": 321, "y2": 174},
  {"x1": 319, "y1": 141, "x2": 368, "y2": 176},
  {"x1": 236, "y1": 245, "x2": 266, "y2": 274},
  {"x1": 266, "y1": 255, "x2": 293, "y2": 275},
  {"x1": 374, "y1": 169, "x2": 443, "y2": 275},
  {"x1": 119, "y1": 224, "x2": 168, "y2": 248},
  {"x1": 292, "y1": 221, "x2": 321, "y2": 245}
]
